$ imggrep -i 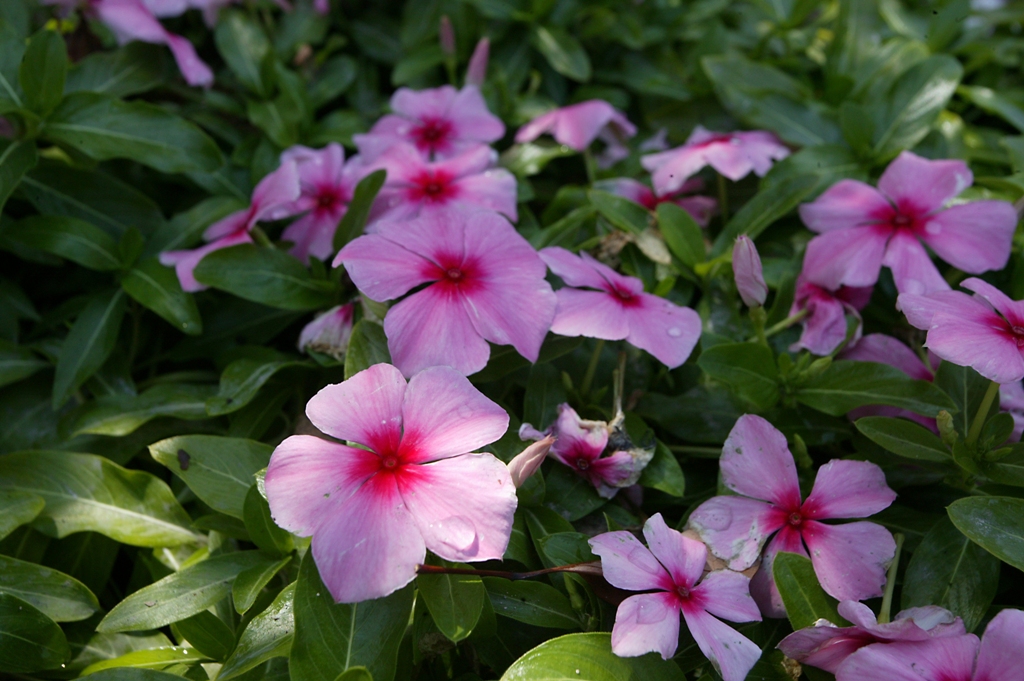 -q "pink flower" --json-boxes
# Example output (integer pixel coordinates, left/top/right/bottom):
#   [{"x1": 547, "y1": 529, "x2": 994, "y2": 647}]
[
  {"x1": 514, "y1": 100, "x2": 637, "y2": 162},
  {"x1": 836, "y1": 608, "x2": 1024, "y2": 681},
  {"x1": 778, "y1": 600, "x2": 965, "y2": 674},
  {"x1": 160, "y1": 161, "x2": 301, "y2": 292},
  {"x1": 507, "y1": 435, "x2": 554, "y2": 488},
  {"x1": 589, "y1": 514, "x2": 762, "y2": 680},
  {"x1": 790, "y1": 277, "x2": 873, "y2": 356},
  {"x1": 898, "y1": 277, "x2": 1024, "y2": 384},
  {"x1": 264, "y1": 363, "x2": 516, "y2": 603},
  {"x1": 539, "y1": 247, "x2": 702, "y2": 369},
  {"x1": 465, "y1": 38, "x2": 490, "y2": 87},
  {"x1": 641, "y1": 127, "x2": 789, "y2": 196},
  {"x1": 276, "y1": 143, "x2": 364, "y2": 262},
  {"x1": 688, "y1": 414, "x2": 897, "y2": 617},
  {"x1": 799, "y1": 151, "x2": 1017, "y2": 295},
  {"x1": 596, "y1": 177, "x2": 717, "y2": 227},
  {"x1": 297, "y1": 303, "x2": 354, "y2": 360},
  {"x1": 733, "y1": 236, "x2": 767, "y2": 308},
  {"x1": 335, "y1": 208, "x2": 556, "y2": 377},
  {"x1": 519, "y1": 404, "x2": 653, "y2": 499},
  {"x1": 365, "y1": 144, "x2": 517, "y2": 224},
  {"x1": 354, "y1": 86, "x2": 504, "y2": 162}
]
